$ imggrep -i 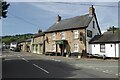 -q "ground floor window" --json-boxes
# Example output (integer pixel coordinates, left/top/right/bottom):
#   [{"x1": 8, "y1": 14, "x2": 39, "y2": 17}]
[
  {"x1": 36, "y1": 45, "x2": 38, "y2": 52},
  {"x1": 32, "y1": 44, "x2": 34, "y2": 51},
  {"x1": 74, "y1": 43, "x2": 78, "y2": 52},
  {"x1": 39, "y1": 45, "x2": 43, "y2": 53},
  {"x1": 52, "y1": 44, "x2": 56, "y2": 52},
  {"x1": 100, "y1": 44, "x2": 105, "y2": 53}
]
